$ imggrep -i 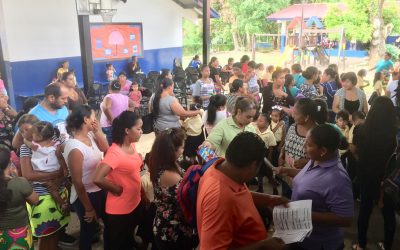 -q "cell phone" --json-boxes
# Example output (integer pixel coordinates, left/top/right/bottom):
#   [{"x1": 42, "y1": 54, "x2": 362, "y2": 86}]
[{"x1": 197, "y1": 146, "x2": 217, "y2": 162}]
